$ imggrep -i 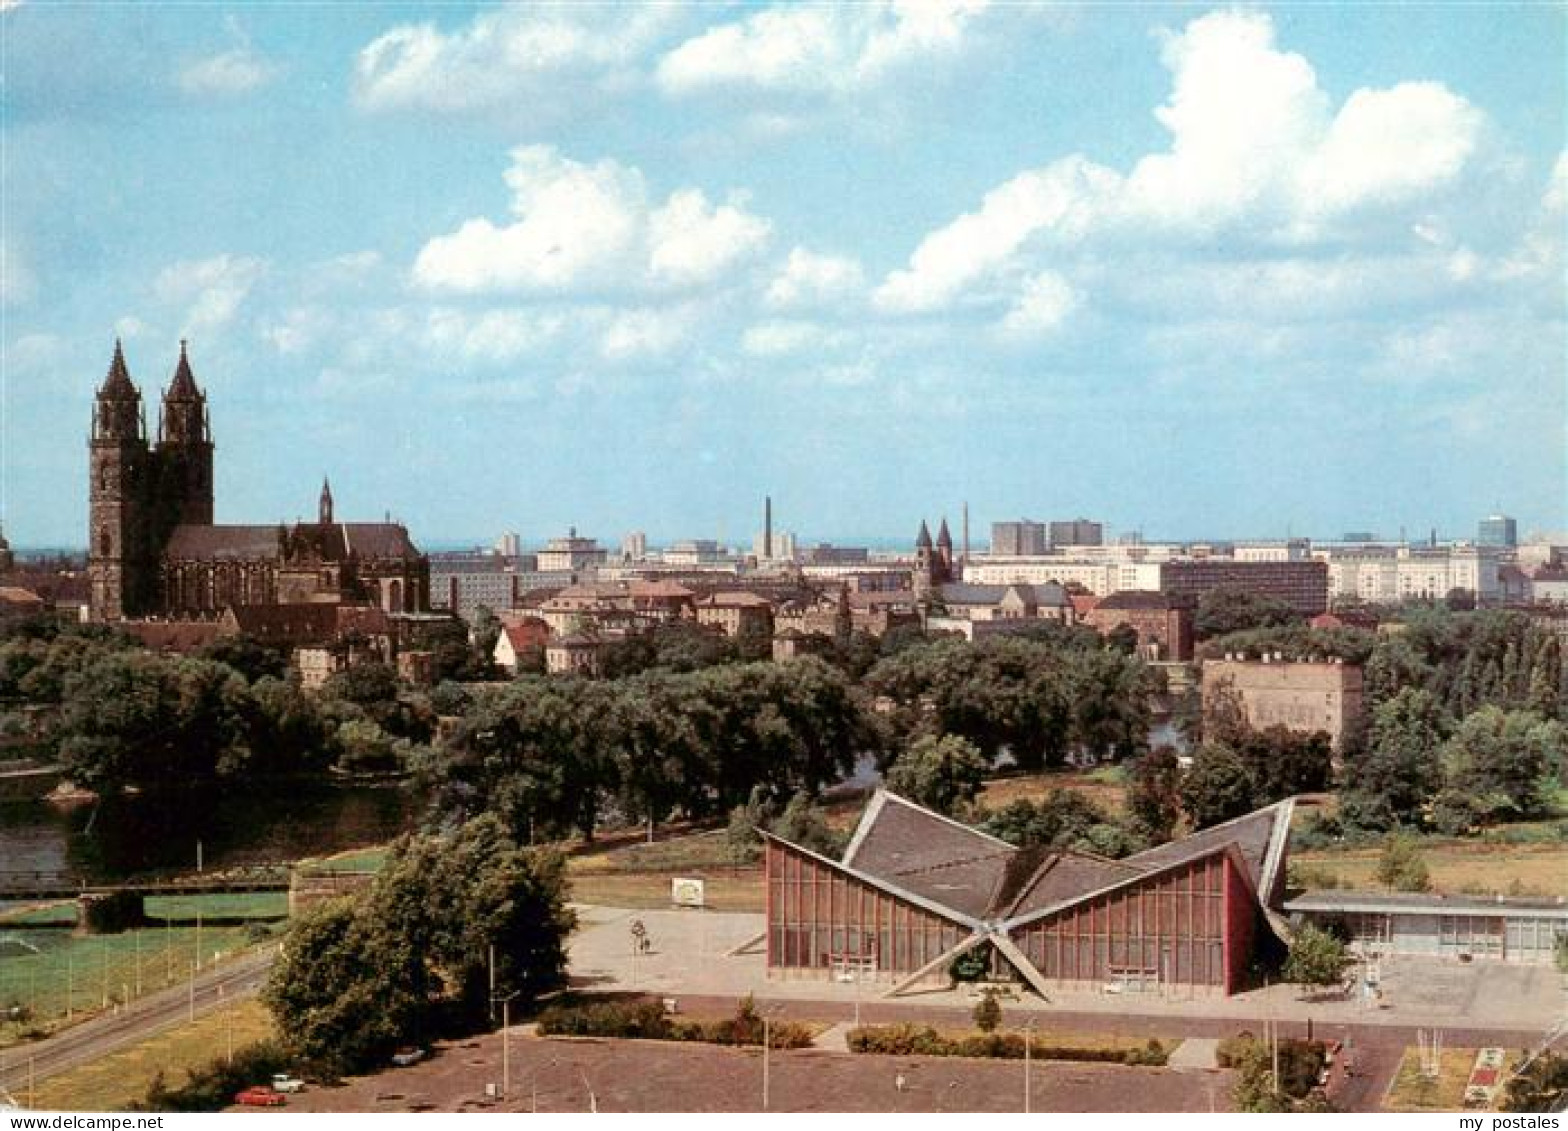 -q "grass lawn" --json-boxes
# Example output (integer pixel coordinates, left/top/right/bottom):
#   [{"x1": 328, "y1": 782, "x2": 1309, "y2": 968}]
[
  {"x1": 0, "y1": 923, "x2": 274, "y2": 1047},
  {"x1": 977, "y1": 771, "x2": 1128, "y2": 814},
  {"x1": 25, "y1": 999, "x2": 276, "y2": 1112},
  {"x1": 300, "y1": 845, "x2": 389, "y2": 874},
  {"x1": 1382, "y1": 1047, "x2": 1479, "y2": 1112},
  {"x1": 144, "y1": 892, "x2": 288, "y2": 921},
  {"x1": 567, "y1": 868, "x2": 764, "y2": 913},
  {"x1": 1294, "y1": 839, "x2": 1568, "y2": 897}
]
